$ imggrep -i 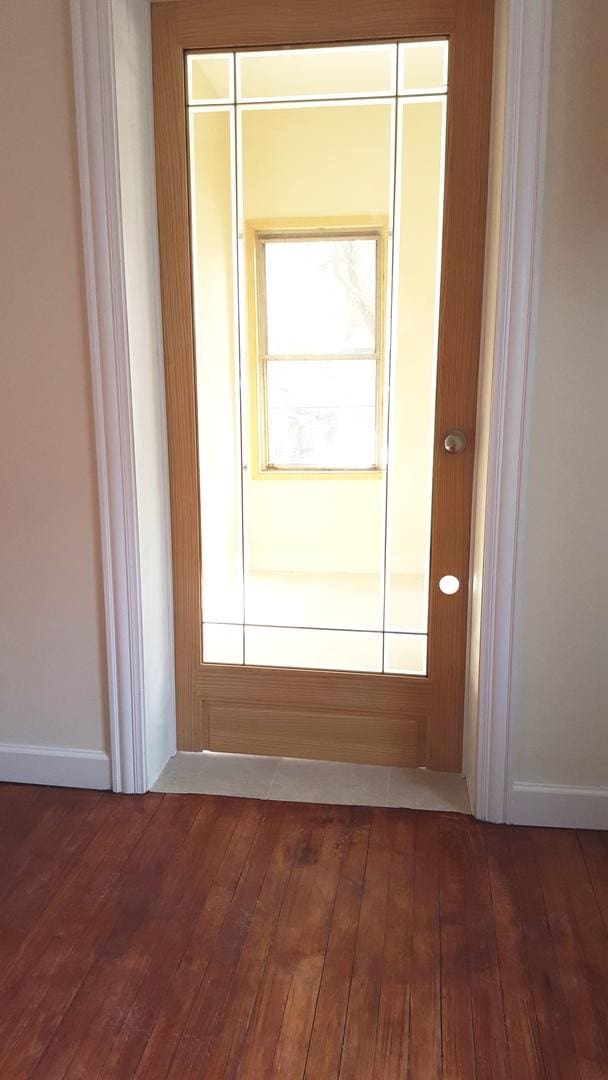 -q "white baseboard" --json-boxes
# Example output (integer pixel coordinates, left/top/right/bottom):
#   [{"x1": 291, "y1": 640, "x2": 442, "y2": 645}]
[
  {"x1": 0, "y1": 743, "x2": 112, "y2": 790},
  {"x1": 508, "y1": 781, "x2": 608, "y2": 830}
]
